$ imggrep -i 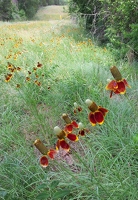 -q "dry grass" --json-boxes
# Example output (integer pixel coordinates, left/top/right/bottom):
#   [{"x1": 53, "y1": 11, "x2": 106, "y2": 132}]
[{"x1": 34, "y1": 5, "x2": 69, "y2": 21}]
